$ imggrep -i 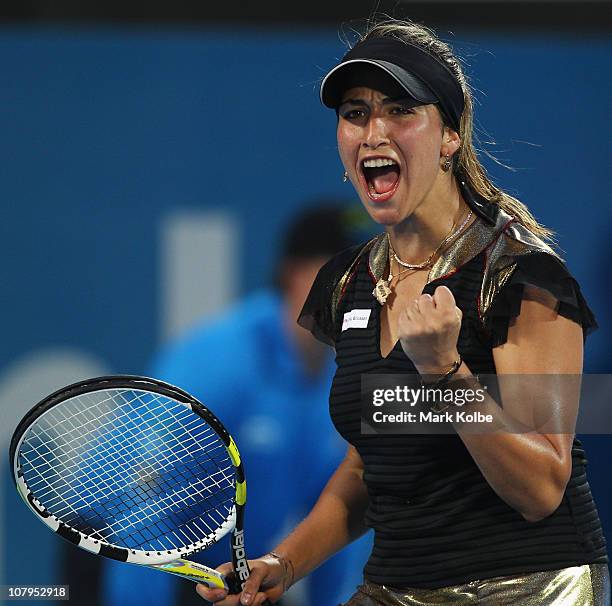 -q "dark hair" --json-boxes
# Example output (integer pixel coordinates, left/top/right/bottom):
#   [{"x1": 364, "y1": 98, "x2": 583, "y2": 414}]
[
  {"x1": 280, "y1": 205, "x2": 365, "y2": 261},
  {"x1": 274, "y1": 203, "x2": 373, "y2": 291}
]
